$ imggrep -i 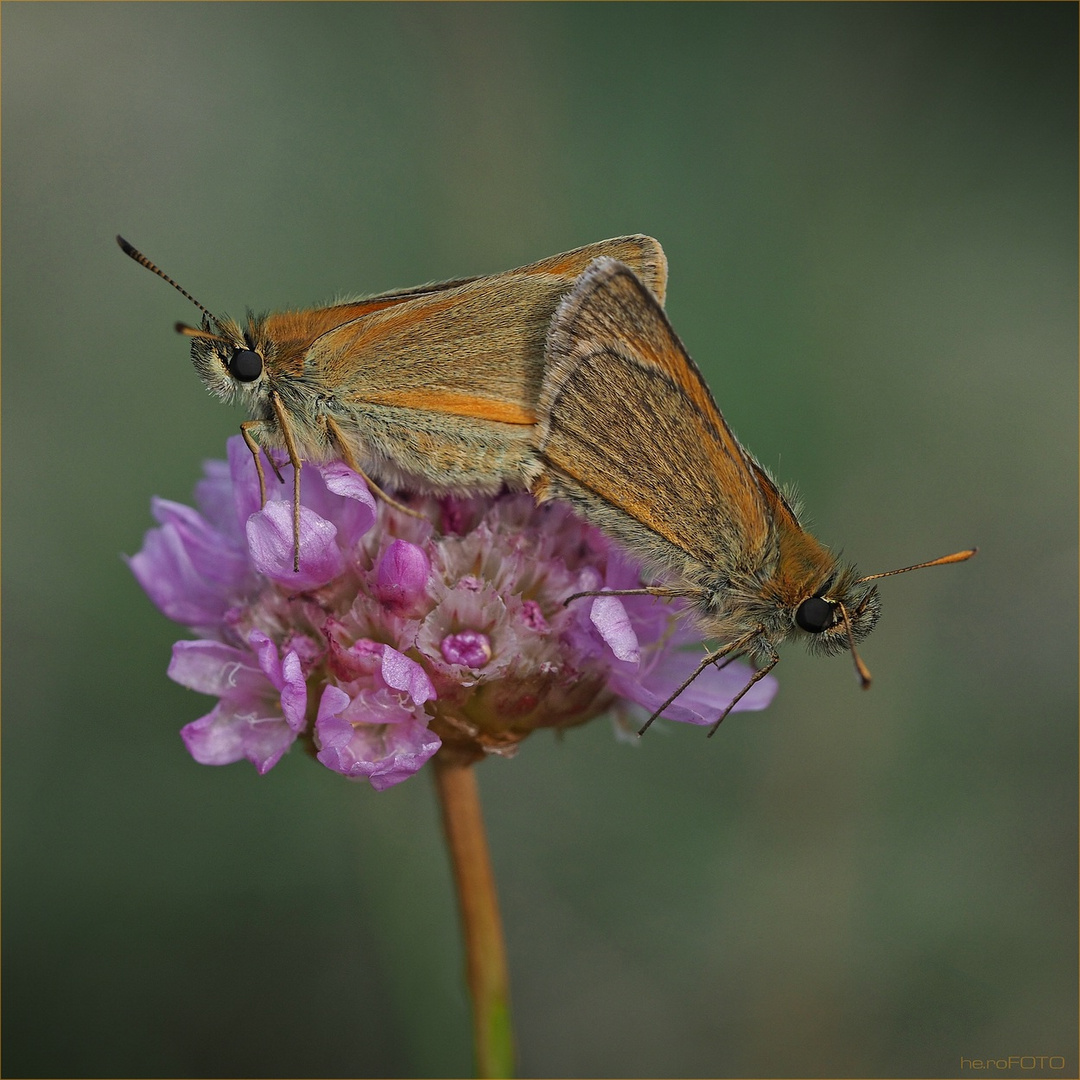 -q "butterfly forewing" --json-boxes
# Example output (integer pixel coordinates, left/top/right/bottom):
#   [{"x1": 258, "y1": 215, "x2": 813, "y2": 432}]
[
  {"x1": 249, "y1": 238, "x2": 671, "y2": 495},
  {"x1": 538, "y1": 259, "x2": 772, "y2": 570},
  {"x1": 309, "y1": 236, "x2": 669, "y2": 423}
]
